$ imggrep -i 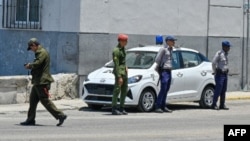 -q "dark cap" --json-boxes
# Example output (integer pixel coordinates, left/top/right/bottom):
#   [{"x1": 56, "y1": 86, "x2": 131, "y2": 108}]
[
  {"x1": 165, "y1": 35, "x2": 177, "y2": 41},
  {"x1": 27, "y1": 38, "x2": 39, "y2": 50},
  {"x1": 222, "y1": 41, "x2": 231, "y2": 47}
]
